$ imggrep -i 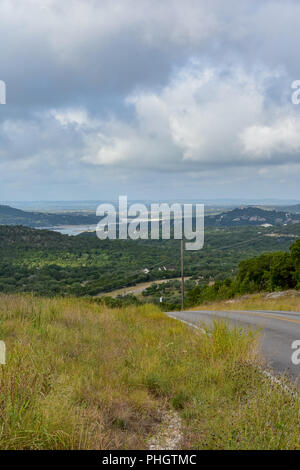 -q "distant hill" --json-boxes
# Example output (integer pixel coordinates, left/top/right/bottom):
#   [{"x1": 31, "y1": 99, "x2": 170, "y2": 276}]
[
  {"x1": 0, "y1": 204, "x2": 98, "y2": 227},
  {"x1": 206, "y1": 206, "x2": 300, "y2": 227},
  {"x1": 1, "y1": 203, "x2": 300, "y2": 229},
  {"x1": 274, "y1": 204, "x2": 300, "y2": 214}
]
